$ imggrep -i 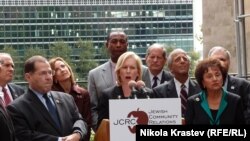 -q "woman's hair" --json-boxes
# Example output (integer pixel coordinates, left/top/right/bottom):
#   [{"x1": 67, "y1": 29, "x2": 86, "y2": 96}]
[
  {"x1": 49, "y1": 57, "x2": 75, "y2": 85},
  {"x1": 115, "y1": 51, "x2": 143, "y2": 86},
  {"x1": 195, "y1": 57, "x2": 227, "y2": 90}
]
